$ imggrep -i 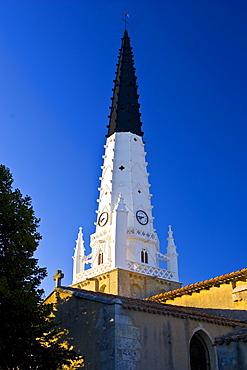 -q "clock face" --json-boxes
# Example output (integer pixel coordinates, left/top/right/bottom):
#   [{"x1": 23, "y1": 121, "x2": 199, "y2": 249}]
[
  {"x1": 136, "y1": 210, "x2": 148, "y2": 225},
  {"x1": 98, "y1": 212, "x2": 108, "y2": 227}
]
